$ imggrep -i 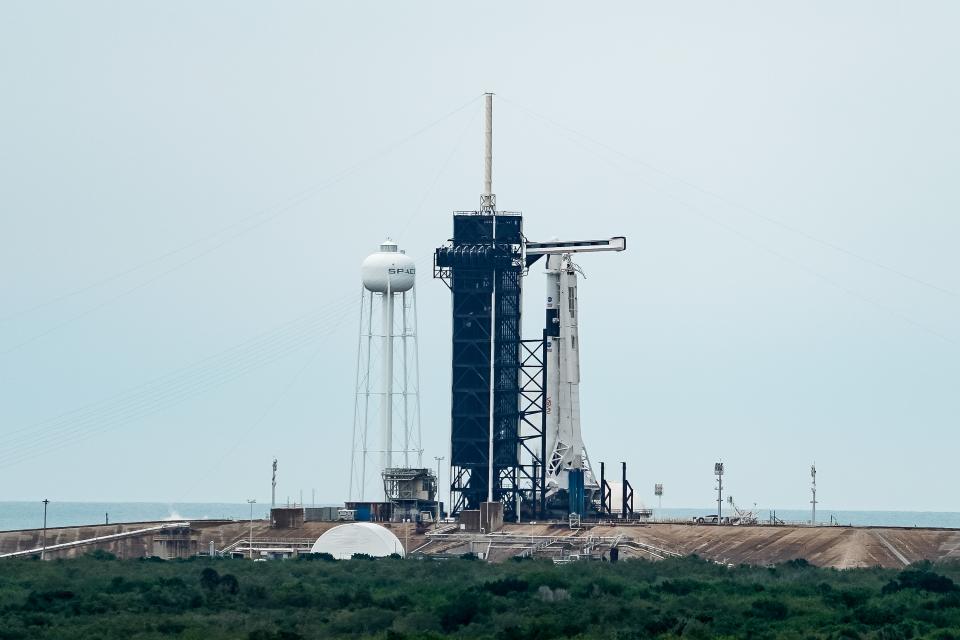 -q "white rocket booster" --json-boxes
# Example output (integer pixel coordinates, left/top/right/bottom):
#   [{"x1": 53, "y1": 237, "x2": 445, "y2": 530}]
[{"x1": 544, "y1": 253, "x2": 598, "y2": 496}]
